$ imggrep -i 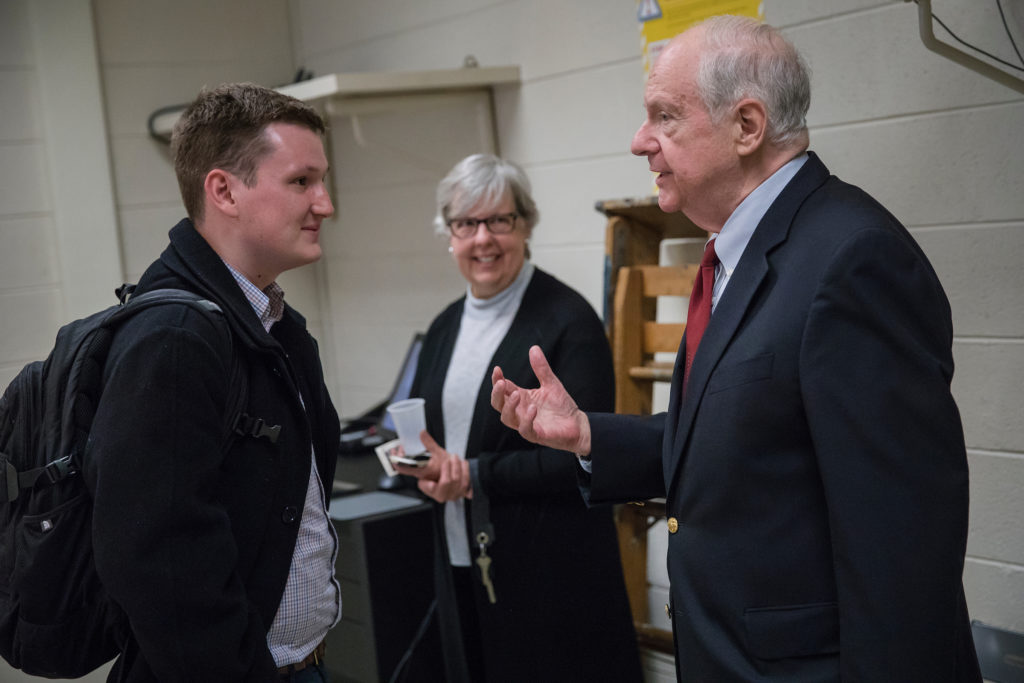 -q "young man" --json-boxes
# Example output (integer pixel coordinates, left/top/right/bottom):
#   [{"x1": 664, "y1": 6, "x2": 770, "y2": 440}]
[
  {"x1": 492, "y1": 16, "x2": 981, "y2": 682},
  {"x1": 84, "y1": 83, "x2": 341, "y2": 681}
]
